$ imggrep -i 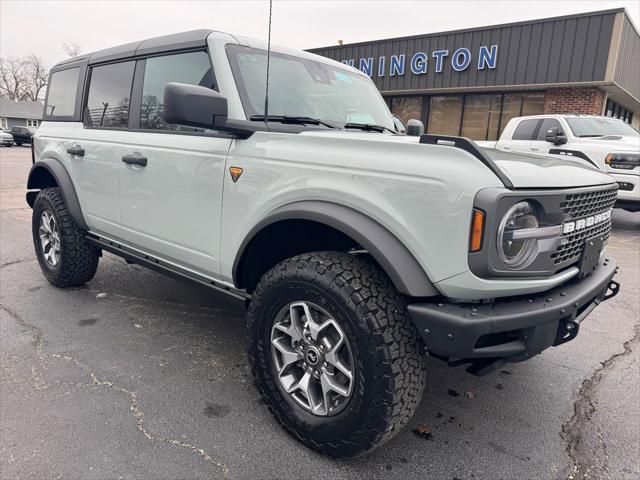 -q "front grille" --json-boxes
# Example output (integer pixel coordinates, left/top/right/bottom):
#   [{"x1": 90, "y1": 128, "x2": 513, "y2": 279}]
[
  {"x1": 551, "y1": 220, "x2": 611, "y2": 265},
  {"x1": 559, "y1": 186, "x2": 618, "y2": 221},
  {"x1": 552, "y1": 185, "x2": 617, "y2": 266}
]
